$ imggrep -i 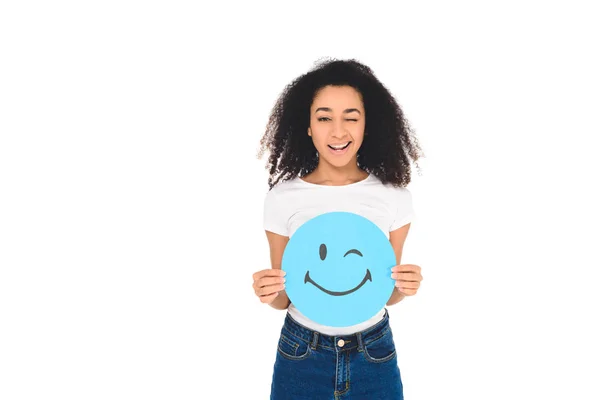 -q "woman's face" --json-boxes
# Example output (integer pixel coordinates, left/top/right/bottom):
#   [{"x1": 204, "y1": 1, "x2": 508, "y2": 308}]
[{"x1": 308, "y1": 85, "x2": 366, "y2": 168}]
